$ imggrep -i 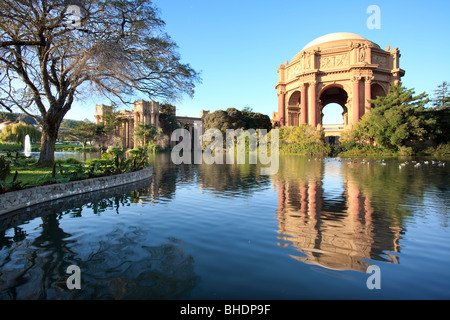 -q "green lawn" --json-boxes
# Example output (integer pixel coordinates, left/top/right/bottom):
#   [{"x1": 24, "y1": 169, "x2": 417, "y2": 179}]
[
  {"x1": 2, "y1": 146, "x2": 150, "y2": 194},
  {"x1": 0, "y1": 143, "x2": 25, "y2": 152},
  {"x1": 0, "y1": 143, "x2": 99, "y2": 152},
  {"x1": 4, "y1": 162, "x2": 79, "y2": 187}
]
